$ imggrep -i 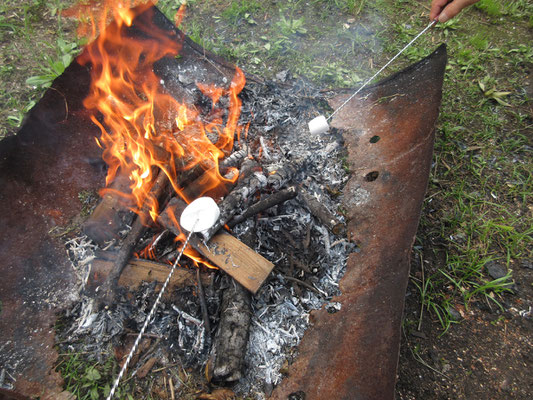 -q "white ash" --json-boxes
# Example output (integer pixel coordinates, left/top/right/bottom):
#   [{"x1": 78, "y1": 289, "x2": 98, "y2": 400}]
[{"x1": 228, "y1": 79, "x2": 355, "y2": 396}]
